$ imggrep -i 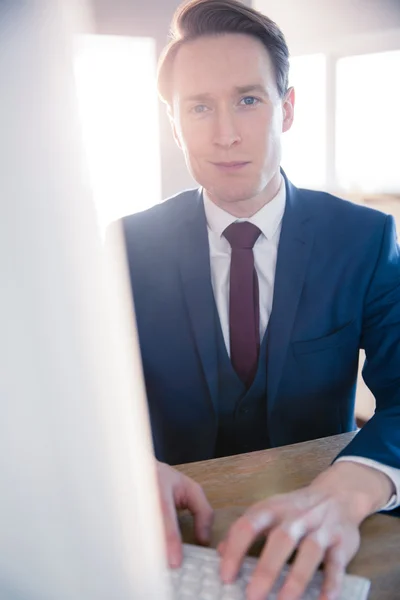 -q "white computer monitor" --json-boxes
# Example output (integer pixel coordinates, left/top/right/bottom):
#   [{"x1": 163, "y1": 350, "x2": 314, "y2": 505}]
[{"x1": 0, "y1": 1, "x2": 170, "y2": 598}]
